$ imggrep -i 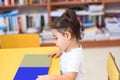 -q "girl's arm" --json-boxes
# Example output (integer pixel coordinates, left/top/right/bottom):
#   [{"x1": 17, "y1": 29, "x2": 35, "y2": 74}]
[{"x1": 36, "y1": 72, "x2": 78, "y2": 80}]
